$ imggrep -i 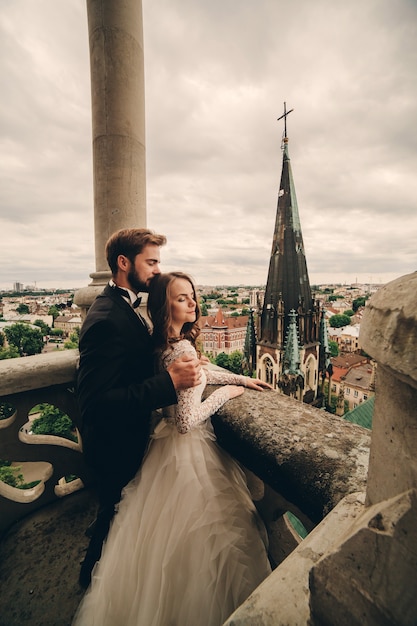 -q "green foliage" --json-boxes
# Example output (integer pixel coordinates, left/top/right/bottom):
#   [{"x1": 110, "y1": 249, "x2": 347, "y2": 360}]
[
  {"x1": 205, "y1": 292, "x2": 222, "y2": 300},
  {"x1": 352, "y1": 296, "x2": 368, "y2": 312},
  {"x1": 214, "y1": 351, "x2": 243, "y2": 374},
  {"x1": 215, "y1": 352, "x2": 229, "y2": 369},
  {"x1": 228, "y1": 351, "x2": 244, "y2": 374},
  {"x1": 0, "y1": 345, "x2": 20, "y2": 359},
  {"x1": 64, "y1": 340, "x2": 78, "y2": 350},
  {"x1": 200, "y1": 302, "x2": 208, "y2": 316},
  {"x1": 33, "y1": 319, "x2": 51, "y2": 335},
  {"x1": 344, "y1": 309, "x2": 354, "y2": 317},
  {"x1": 50, "y1": 328, "x2": 64, "y2": 336},
  {"x1": 16, "y1": 303, "x2": 30, "y2": 314},
  {"x1": 329, "y1": 314, "x2": 351, "y2": 328},
  {"x1": 0, "y1": 461, "x2": 41, "y2": 489},
  {"x1": 48, "y1": 305, "x2": 60, "y2": 320},
  {"x1": 0, "y1": 402, "x2": 15, "y2": 419},
  {"x1": 329, "y1": 340, "x2": 339, "y2": 357},
  {"x1": 31, "y1": 404, "x2": 77, "y2": 442},
  {"x1": 0, "y1": 463, "x2": 24, "y2": 487},
  {"x1": 0, "y1": 331, "x2": 4, "y2": 348},
  {"x1": 4, "y1": 323, "x2": 43, "y2": 356}
]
